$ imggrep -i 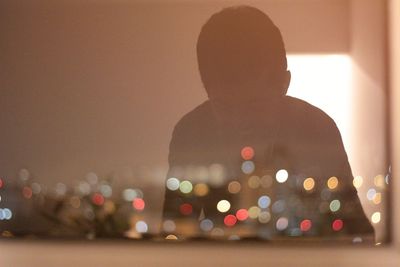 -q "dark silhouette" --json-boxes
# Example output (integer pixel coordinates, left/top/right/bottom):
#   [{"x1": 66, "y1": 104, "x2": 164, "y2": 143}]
[{"x1": 162, "y1": 6, "x2": 373, "y2": 239}]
